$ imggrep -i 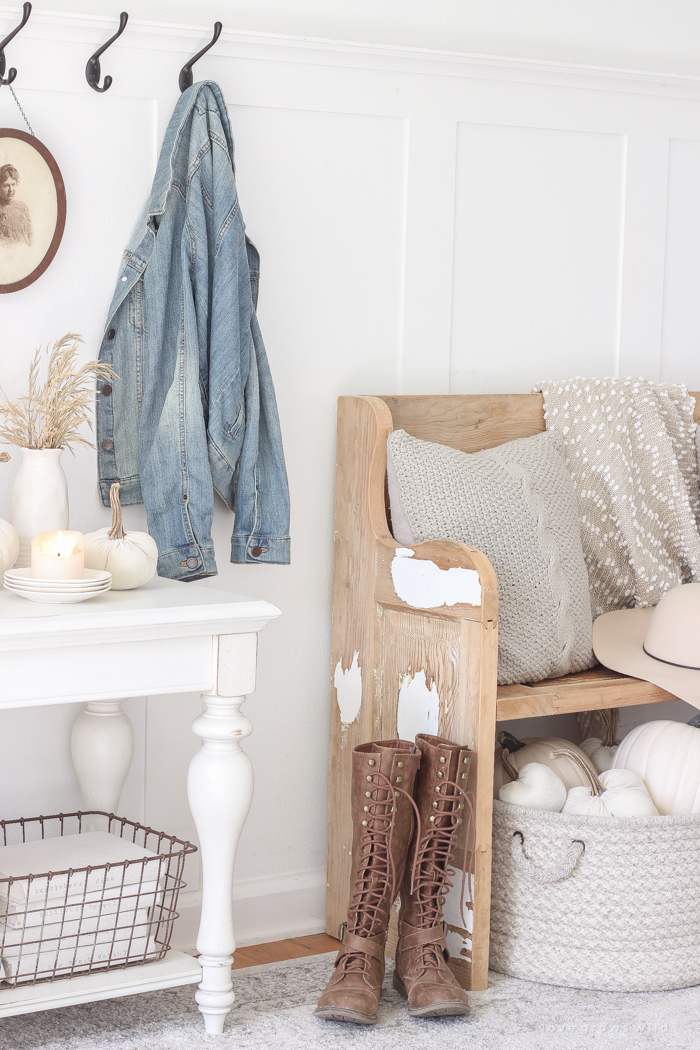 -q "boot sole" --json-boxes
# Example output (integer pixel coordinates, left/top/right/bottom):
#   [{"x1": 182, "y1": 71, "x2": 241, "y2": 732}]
[
  {"x1": 392, "y1": 972, "x2": 471, "y2": 1018},
  {"x1": 314, "y1": 1007, "x2": 378, "y2": 1025}
]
